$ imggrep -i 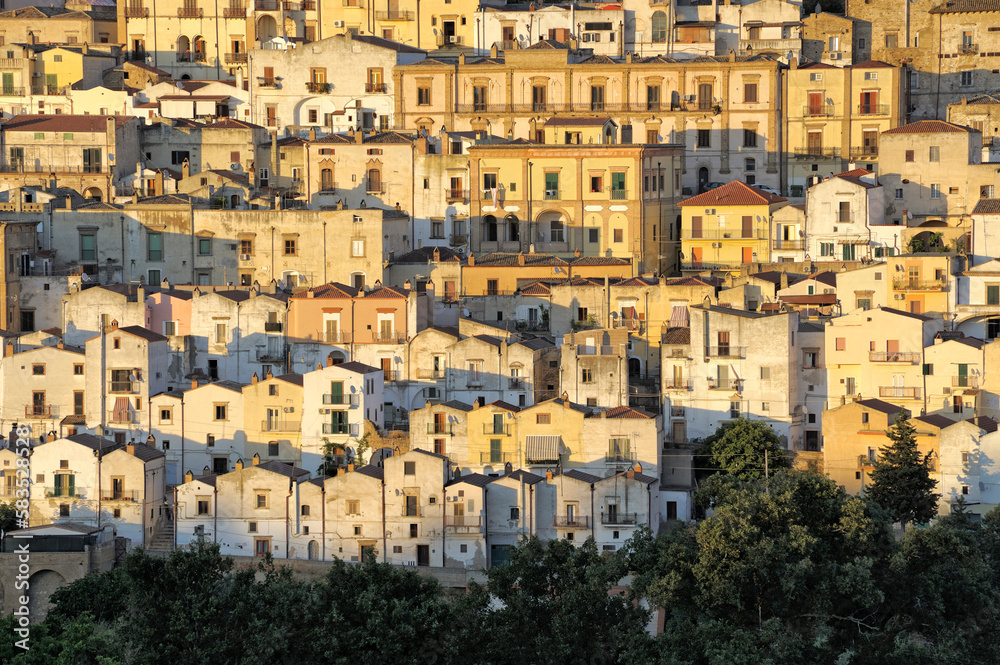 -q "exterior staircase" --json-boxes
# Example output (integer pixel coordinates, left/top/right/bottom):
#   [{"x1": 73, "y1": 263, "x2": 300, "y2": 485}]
[{"x1": 145, "y1": 515, "x2": 175, "y2": 557}]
